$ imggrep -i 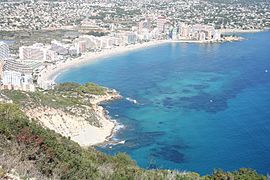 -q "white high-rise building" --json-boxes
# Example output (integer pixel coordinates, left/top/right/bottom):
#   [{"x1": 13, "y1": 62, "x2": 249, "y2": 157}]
[
  {"x1": 19, "y1": 43, "x2": 56, "y2": 62},
  {"x1": 51, "y1": 40, "x2": 69, "y2": 55},
  {"x1": 0, "y1": 60, "x2": 4, "y2": 80},
  {"x1": 138, "y1": 18, "x2": 151, "y2": 34},
  {"x1": 3, "y1": 58, "x2": 33, "y2": 74},
  {"x1": 1, "y1": 70, "x2": 35, "y2": 92},
  {"x1": 0, "y1": 42, "x2": 10, "y2": 60},
  {"x1": 157, "y1": 16, "x2": 167, "y2": 33},
  {"x1": 2, "y1": 71, "x2": 22, "y2": 86}
]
